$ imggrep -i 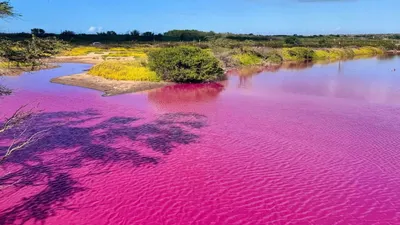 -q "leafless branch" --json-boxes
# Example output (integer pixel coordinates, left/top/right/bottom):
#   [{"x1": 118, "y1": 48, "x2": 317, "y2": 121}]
[
  {"x1": 0, "y1": 104, "x2": 38, "y2": 134},
  {"x1": 0, "y1": 128, "x2": 49, "y2": 162},
  {"x1": 0, "y1": 103, "x2": 45, "y2": 163}
]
